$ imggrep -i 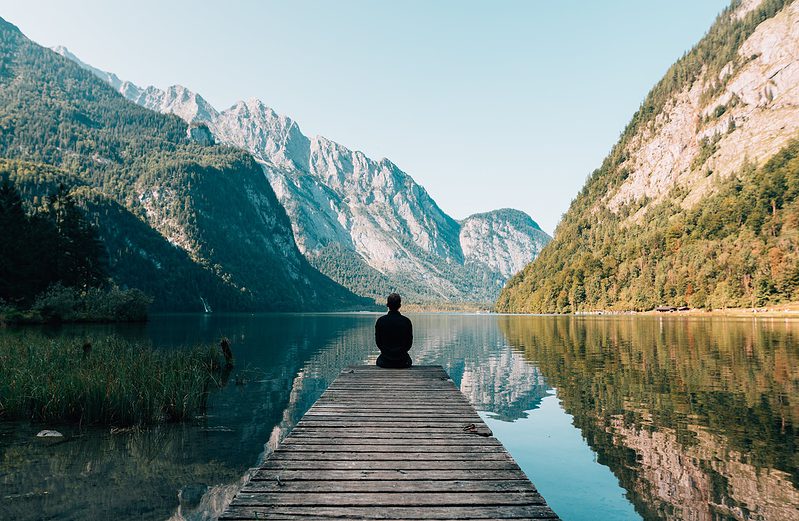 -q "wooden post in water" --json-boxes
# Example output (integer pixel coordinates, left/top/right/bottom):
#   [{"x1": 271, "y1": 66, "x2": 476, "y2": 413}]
[{"x1": 220, "y1": 365, "x2": 560, "y2": 520}]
